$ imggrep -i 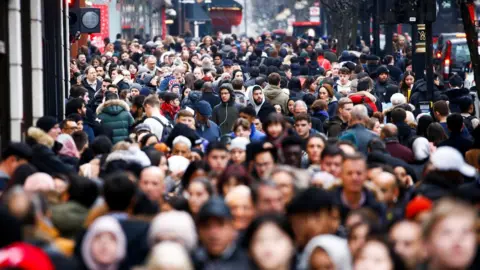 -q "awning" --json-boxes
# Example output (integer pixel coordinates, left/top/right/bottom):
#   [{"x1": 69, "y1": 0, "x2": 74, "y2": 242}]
[
  {"x1": 185, "y1": 3, "x2": 211, "y2": 21},
  {"x1": 208, "y1": 0, "x2": 242, "y2": 10},
  {"x1": 208, "y1": 0, "x2": 243, "y2": 26}
]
